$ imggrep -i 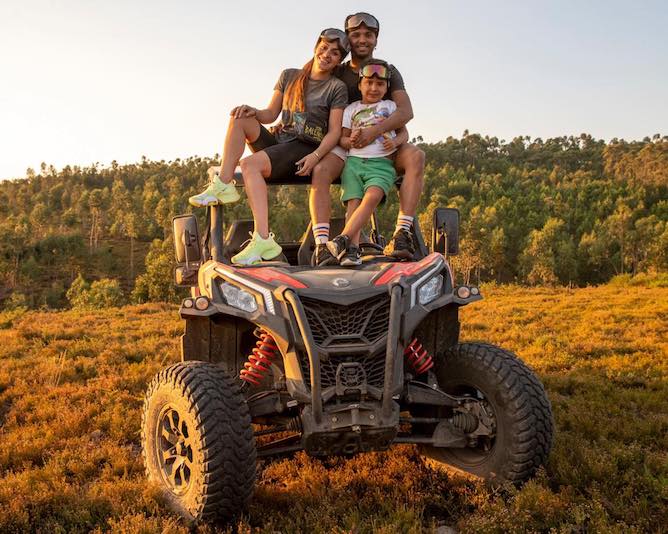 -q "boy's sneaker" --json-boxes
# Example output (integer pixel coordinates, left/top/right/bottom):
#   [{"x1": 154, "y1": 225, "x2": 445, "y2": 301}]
[
  {"x1": 384, "y1": 228, "x2": 415, "y2": 260},
  {"x1": 312, "y1": 243, "x2": 337, "y2": 266},
  {"x1": 326, "y1": 234, "x2": 351, "y2": 261},
  {"x1": 189, "y1": 179, "x2": 240, "y2": 207},
  {"x1": 231, "y1": 232, "x2": 282, "y2": 265},
  {"x1": 341, "y1": 245, "x2": 362, "y2": 266}
]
